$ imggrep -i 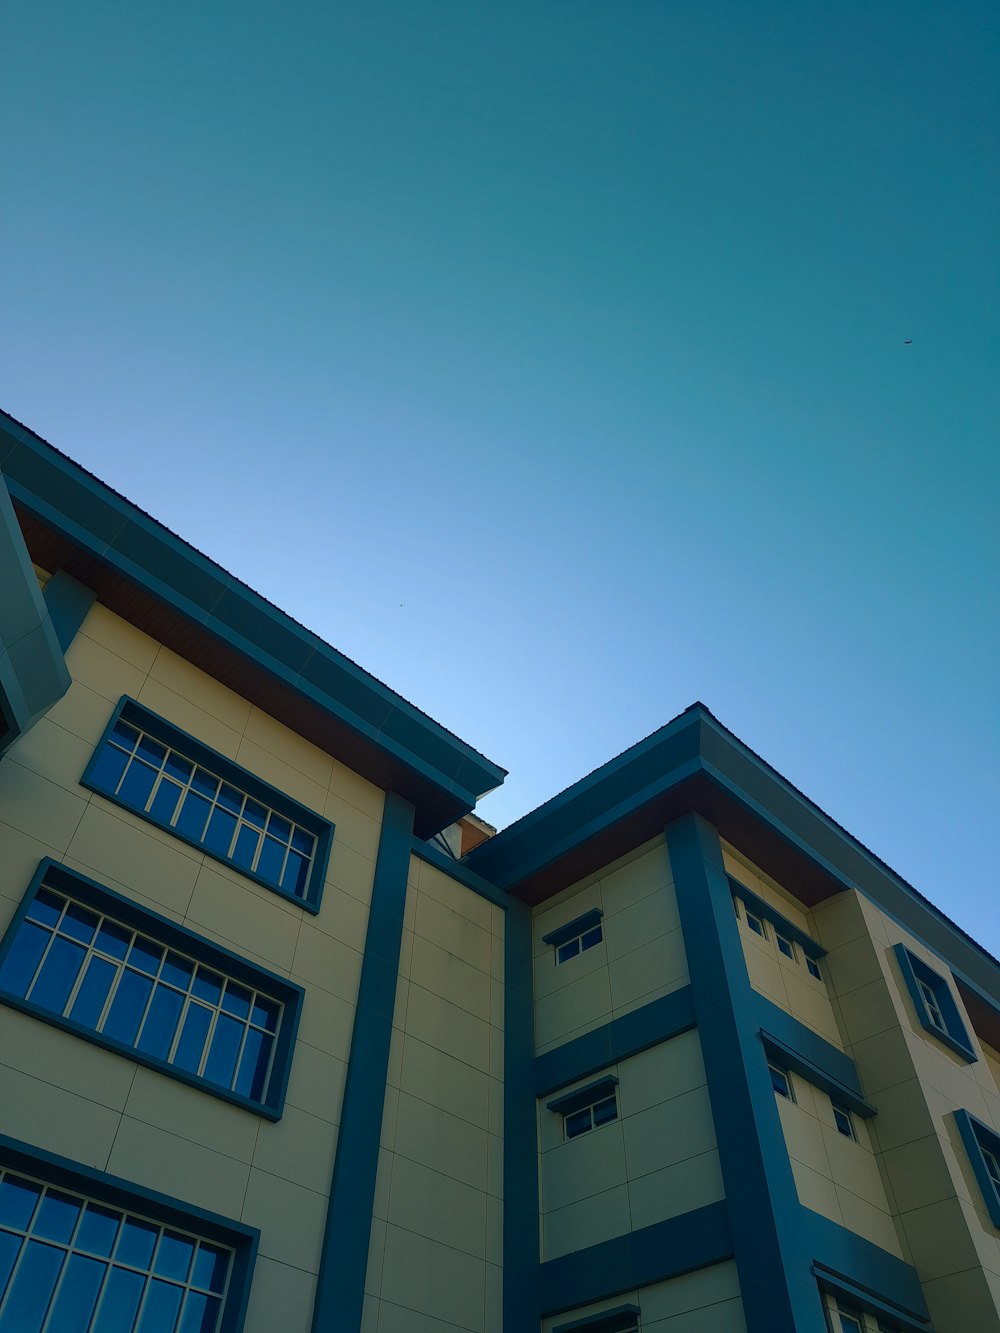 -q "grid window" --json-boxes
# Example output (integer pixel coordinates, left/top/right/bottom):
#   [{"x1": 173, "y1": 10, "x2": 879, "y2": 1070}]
[
  {"x1": 954, "y1": 1110, "x2": 1000, "y2": 1227},
  {"x1": 806, "y1": 957, "x2": 822, "y2": 980},
  {"x1": 0, "y1": 863, "x2": 302, "y2": 1117},
  {"x1": 983, "y1": 1145, "x2": 1000, "y2": 1195},
  {"x1": 769, "y1": 1064, "x2": 794, "y2": 1100},
  {"x1": 832, "y1": 1104, "x2": 856, "y2": 1140},
  {"x1": 556, "y1": 923, "x2": 603, "y2": 964},
  {"x1": 916, "y1": 978, "x2": 946, "y2": 1033},
  {"x1": 0, "y1": 1167, "x2": 232, "y2": 1333},
  {"x1": 893, "y1": 945, "x2": 976, "y2": 1062},
  {"x1": 776, "y1": 933, "x2": 795, "y2": 960},
  {"x1": 565, "y1": 1092, "x2": 618, "y2": 1140}
]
